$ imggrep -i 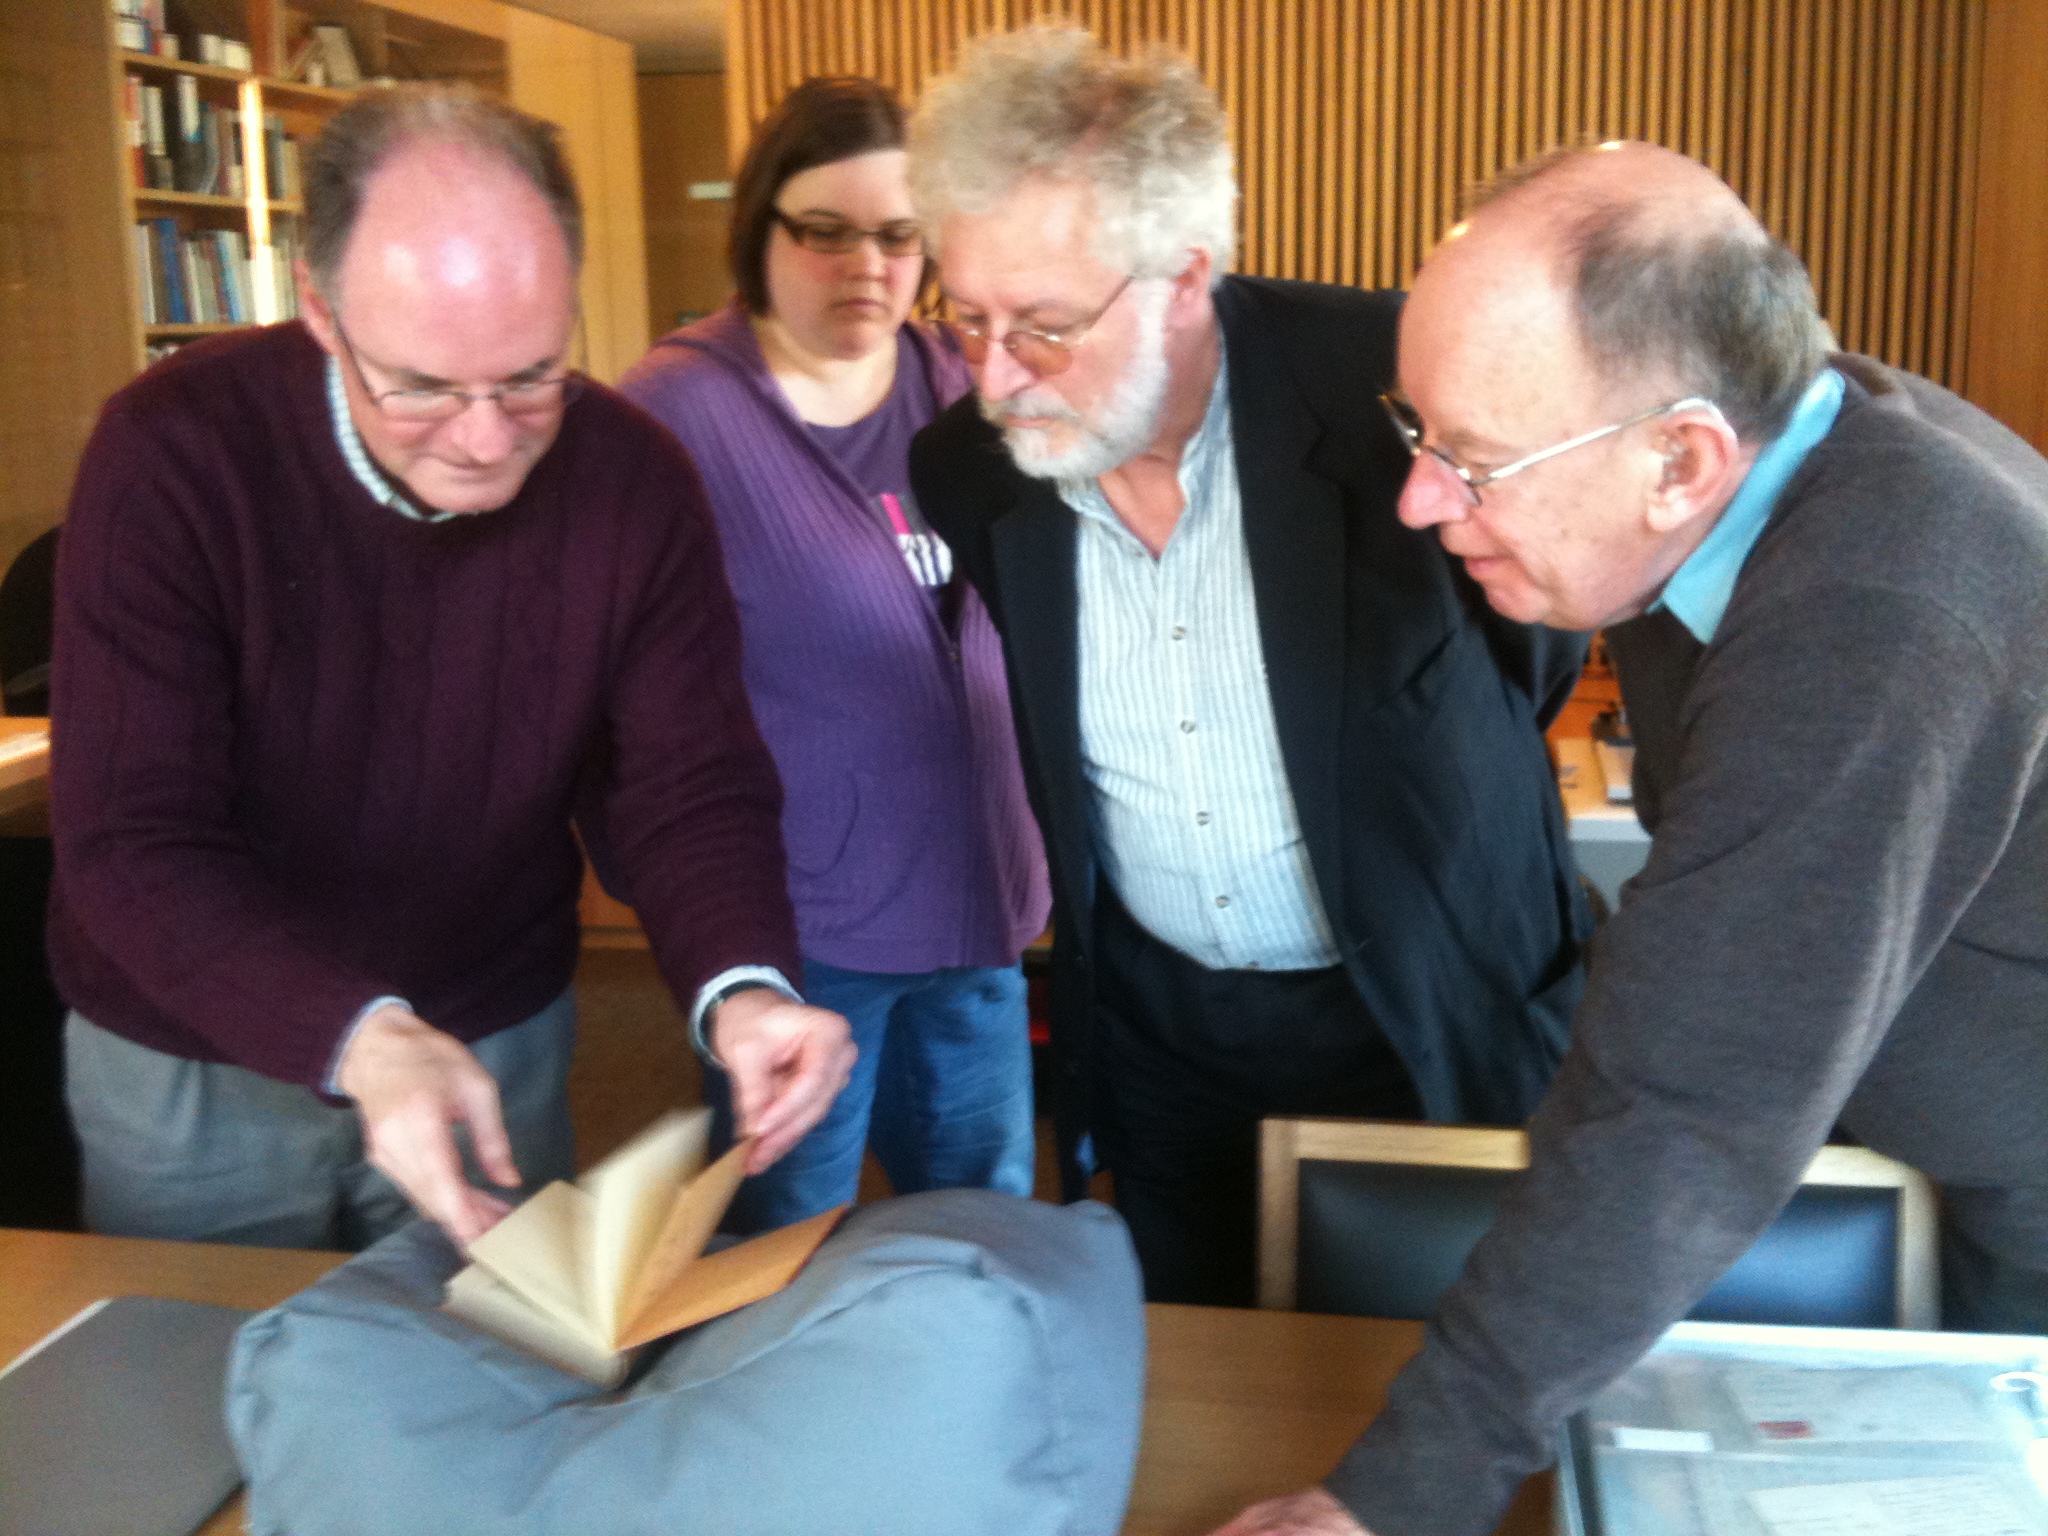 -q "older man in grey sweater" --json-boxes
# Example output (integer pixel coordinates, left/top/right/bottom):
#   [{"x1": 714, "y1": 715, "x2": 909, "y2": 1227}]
[{"x1": 1215, "y1": 144, "x2": 2048, "y2": 1536}]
